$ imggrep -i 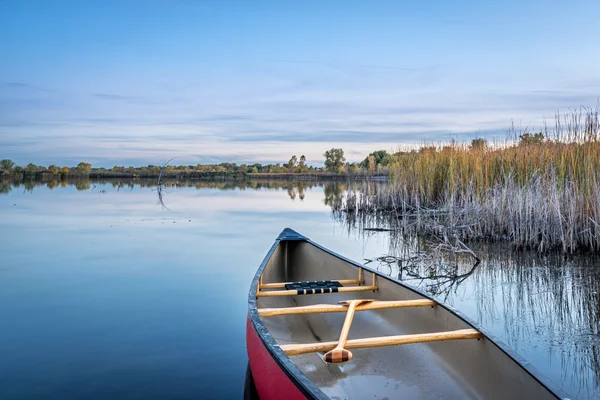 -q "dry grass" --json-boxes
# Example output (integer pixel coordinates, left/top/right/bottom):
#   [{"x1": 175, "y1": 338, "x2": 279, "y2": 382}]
[{"x1": 342, "y1": 106, "x2": 600, "y2": 253}]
